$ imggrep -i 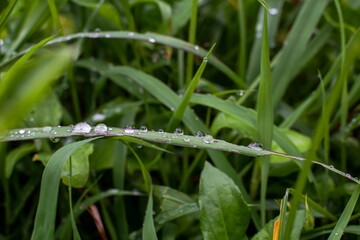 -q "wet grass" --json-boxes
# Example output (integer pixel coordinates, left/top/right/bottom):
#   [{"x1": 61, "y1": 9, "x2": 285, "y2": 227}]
[{"x1": 1, "y1": 0, "x2": 360, "y2": 239}]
